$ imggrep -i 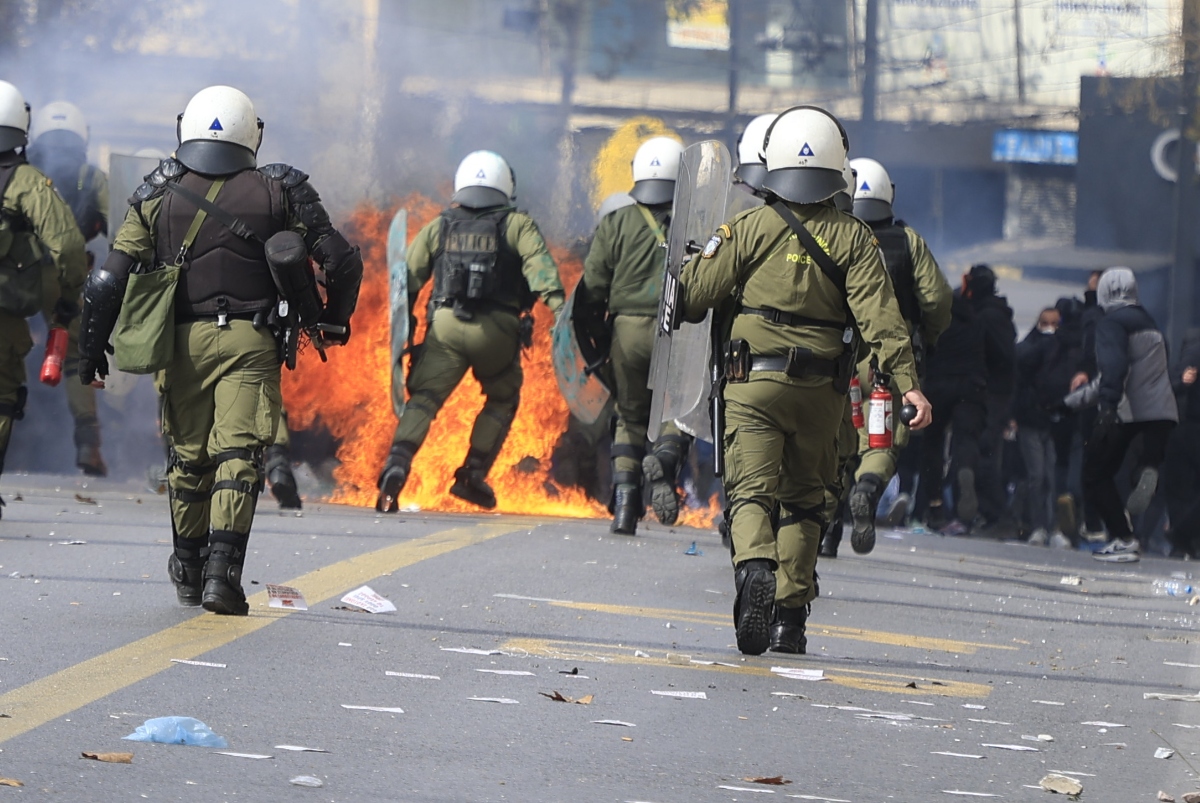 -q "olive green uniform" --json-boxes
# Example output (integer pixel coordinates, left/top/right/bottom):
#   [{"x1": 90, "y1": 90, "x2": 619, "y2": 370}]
[
  {"x1": 0, "y1": 157, "x2": 88, "y2": 494},
  {"x1": 581, "y1": 203, "x2": 685, "y2": 496},
  {"x1": 853, "y1": 225, "x2": 951, "y2": 482},
  {"x1": 682, "y1": 200, "x2": 918, "y2": 609},
  {"x1": 39, "y1": 163, "x2": 109, "y2": 470},
  {"x1": 392, "y1": 208, "x2": 563, "y2": 472}
]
